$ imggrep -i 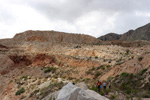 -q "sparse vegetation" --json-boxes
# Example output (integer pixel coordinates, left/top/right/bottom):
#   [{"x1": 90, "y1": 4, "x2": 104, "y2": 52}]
[
  {"x1": 110, "y1": 94, "x2": 116, "y2": 100},
  {"x1": 21, "y1": 76, "x2": 28, "y2": 80},
  {"x1": 138, "y1": 68, "x2": 148, "y2": 75},
  {"x1": 95, "y1": 56, "x2": 98, "y2": 59},
  {"x1": 94, "y1": 71, "x2": 101, "y2": 79},
  {"x1": 16, "y1": 88, "x2": 25, "y2": 95},
  {"x1": 125, "y1": 49, "x2": 130, "y2": 55},
  {"x1": 44, "y1": 67, "x2": 57, "y2": 73},
  {"x1": 111, "y1": 71, "x2": 150, "y2": 98},
  {"x1": 138, "y1": 57, "x2": 143, "y2": 61}
]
